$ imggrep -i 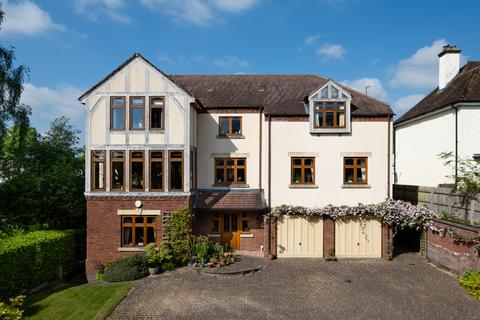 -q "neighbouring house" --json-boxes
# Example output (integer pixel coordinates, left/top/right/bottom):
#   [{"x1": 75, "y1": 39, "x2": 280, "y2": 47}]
[
  {"x1": 394, "y1": 45, "x2": 480, "y2": 187},
  {"x1": 79, "y1": 53, "x2": 394, "y2": 280}
]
